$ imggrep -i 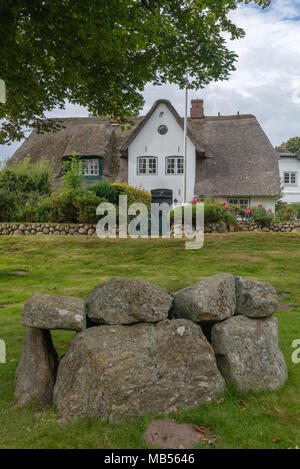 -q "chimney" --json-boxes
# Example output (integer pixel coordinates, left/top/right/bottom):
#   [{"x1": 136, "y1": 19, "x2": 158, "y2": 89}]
[{"x1": 190, "y1": 99, "x2": 204, "y2": 119}]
